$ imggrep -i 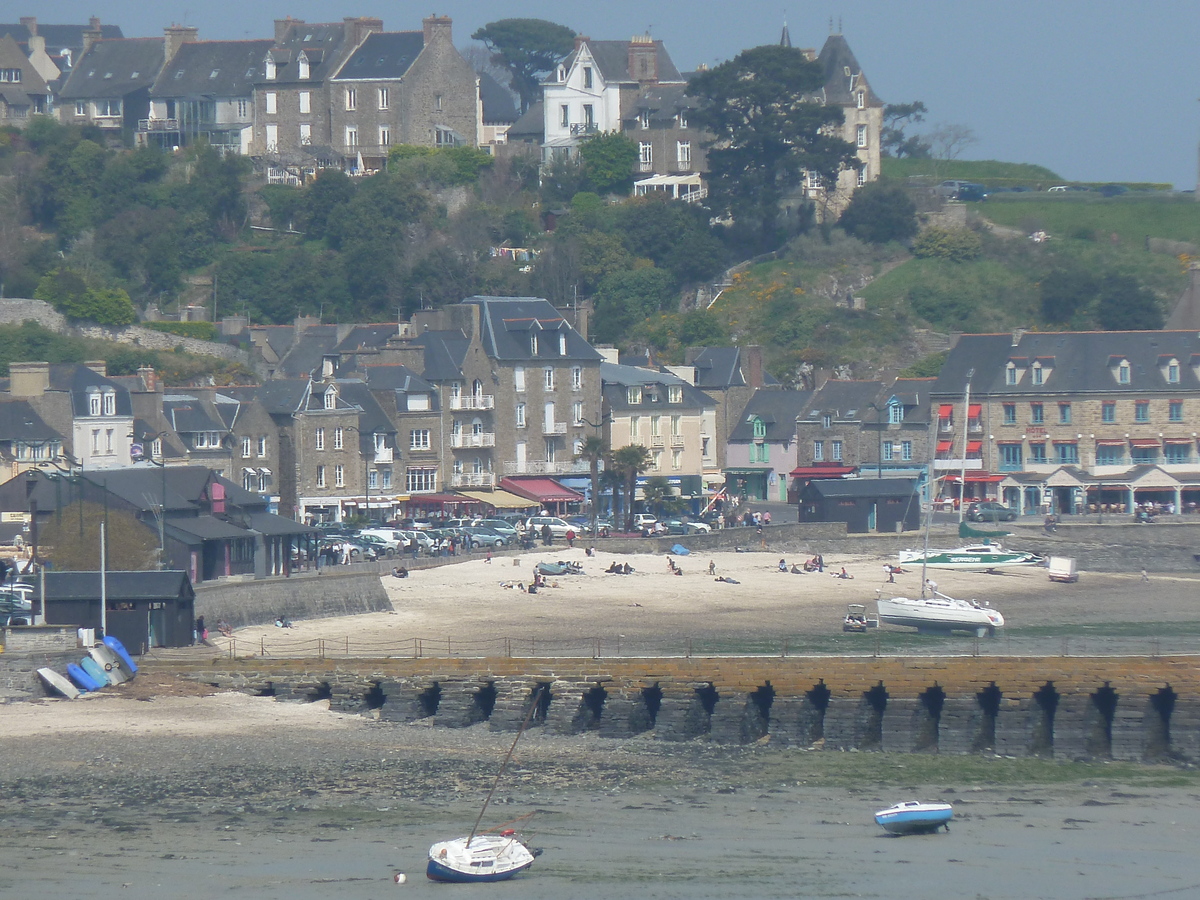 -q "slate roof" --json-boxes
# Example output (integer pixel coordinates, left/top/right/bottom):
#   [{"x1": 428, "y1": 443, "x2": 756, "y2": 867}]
[
  {"x1": 478, "y1": 71, "x2": 518, "y2": 124},
  {"x1": 59, "y1": 37, "x2": 165, "y2": 99},
  {"x1": 411, "y1": 330, "x2": 470, "y2": 381},
  {"x1": 276, "y1": 325, "x2": 340, "y2": 377},
  {"x1": 506, "y1": 100, "x2": 544, "y2": 139},
  {"x1": 931, "y1": 331, "x2": 1200, "y2": 398},
  {"x1": 465, "y1": 296, "x2": 603, "y2": 363},
  {"x1": 362, "y1": 364, "x2": 434, "y2": 394},
  {"x1": 163, "y1": 395, "x2": 227, "y2": 434},
  {"x1": 628, "y1": 82, "x2": 696, "y2": 126},
  {"x1": 332, "y1": 31, "x2": 425, "y2": 80},
  {"x1": 47, "y1": 365, "x2": 133, "y2": 417},
  {"x1": 0, "y1": 400, "x2": 61, "y2": 443},
  {"x1": 728, "y1": 389, "x2": 813, "y2": 442},
  {"x1": 253, "y1": 379, "x2": 309, "y2": 415},
  {"x1": 0, "y1": 21, "x2": 124, "y2": 56},
  {"x1": 559, "y1": 39, "x2": 683, "y2": 85},
  {"x1": 0, "y1": 34, "x2": 50, "y2": 95},
  {"x1": 861, "y1": 377, "x2": 935, "y2": 425},
  {"x1": 43, "y1": 570, "x2": 192, "y2": 602},
  {"x1": 817, "y1": 34, "x2": 881, "y2": 107},
  {"x1": 802, "y1": 477, "x2": 918, "y2": 499},
  {"x1": 333, "y1": 324, "x2": 399, "y2": 354},
  {"x1": 334, "y1": 379, "x2": 395, "y2": 439},
  {"x1": 150, "y1": 39, "x2": 272, "y2": 98},
  {"x1": 600, "y1": 362, "x2": 714, "y2": 411},
  {"x1": 800, "y1": 380, "x2": 884, "y2": 421},
  {"x1": 258, "y1": 21, "x2": 352, "y2": 84},
  {"x1": 688, "y1": 347, "x2": 780, "y2": 389}
]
